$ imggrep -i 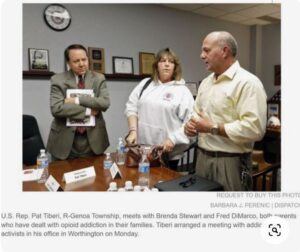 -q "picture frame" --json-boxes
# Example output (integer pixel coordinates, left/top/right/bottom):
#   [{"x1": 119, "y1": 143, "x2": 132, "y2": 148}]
[
  {"x1": 185, "y1": 82, "x2": 198, "y2": 98},
  {"x1": 88, "y1": 47, "x2": 105, "y2": 74},
  {"x1": 28, "y1": 48, "x2": 49, "y2": 71},
  {"x1": 112, "y1": 56, "x2": 134, "y2": 74},
  {"x1": 267, "y1": 103, "x2": 280, "y2": 119},
  {"x1": 139, "y1": 52, "x2": 155, "y2": 75}
]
